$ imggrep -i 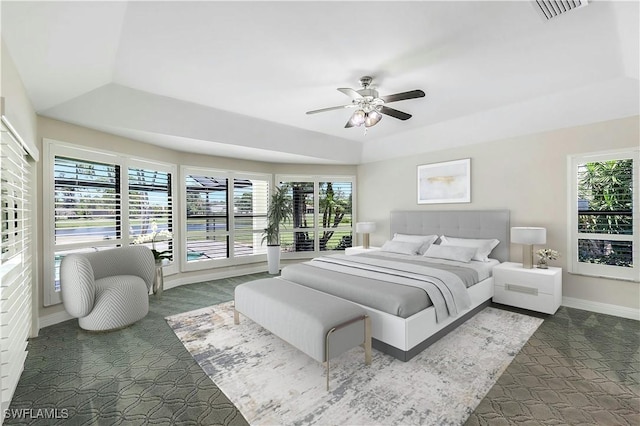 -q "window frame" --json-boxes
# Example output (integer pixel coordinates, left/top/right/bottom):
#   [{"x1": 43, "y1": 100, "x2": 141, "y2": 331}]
[
  {"x1": 275, "y1": 174, "x2": 356, "y2": 259},
  {"x1": 567, "y1": 148, "x2": 640, "y2": 282},
  {"x1": 180, "y1": 165, "x2": 271, "y2": 272},
  {"x1": 43, "y1": 139, "x2": 178, "y2": 306}
]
